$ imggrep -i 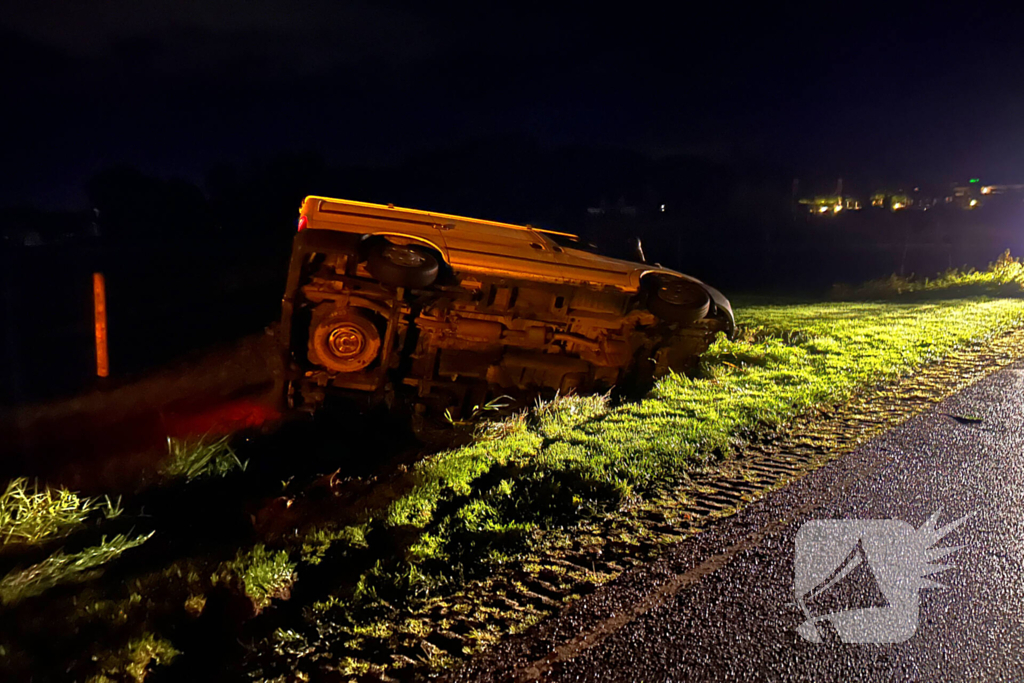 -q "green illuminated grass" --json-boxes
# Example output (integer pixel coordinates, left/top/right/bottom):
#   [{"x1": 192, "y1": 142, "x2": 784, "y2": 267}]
[
  {"x1": 216, "y1": 544, "x2": 296, "y2": 611},
  {"x1": 0, "y1": 478, "x2": 149, "y2": 605},
  {"x1": 89, "y1": 632, "x2": 179, "y2": 683},
  {"x1": 833, "y1": 249, "x2": 1024, "y2": 299},
  {"x1": 298, "y1": 296, "x2": 1024, "y2": 617},
  {"x1": 160, "y1": 435, "x2": 247, "y2": 482},
  {"x1": 0, "y1": 478, "x2": 122, "y2": 546},
  {"x1": 399, "y1": 299, "x2": 1024, "y2": 527},
  {"x1": 0, "y1": 532, "x2": 154, "y2": 606}
]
